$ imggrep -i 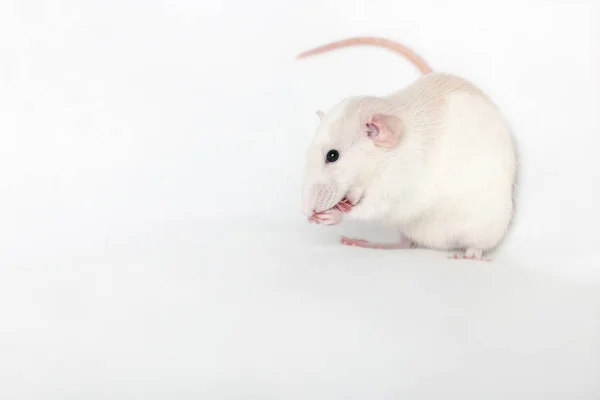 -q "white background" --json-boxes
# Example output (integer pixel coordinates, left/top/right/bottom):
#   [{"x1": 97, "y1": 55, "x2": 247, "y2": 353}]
[{"x1": 1, "y1": 0, "x2": 599, "y2": 398}]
